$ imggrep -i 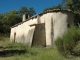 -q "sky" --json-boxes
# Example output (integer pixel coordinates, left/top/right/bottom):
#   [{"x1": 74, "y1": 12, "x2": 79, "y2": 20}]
[{"x1": 0, "y1": 0, "x2": 62, "y2": 14}]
